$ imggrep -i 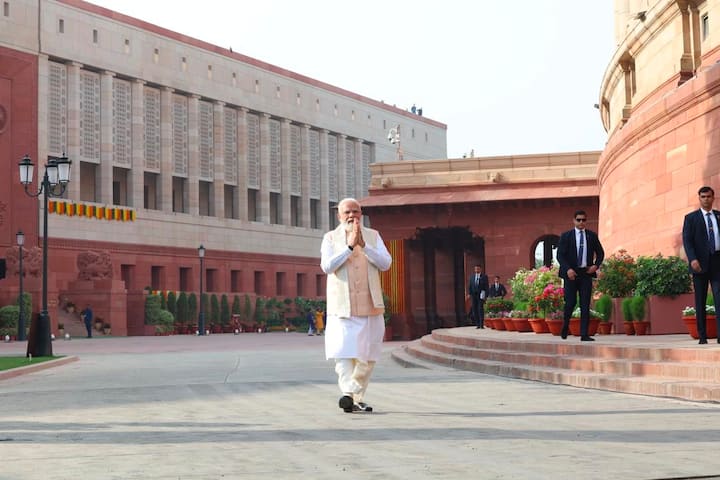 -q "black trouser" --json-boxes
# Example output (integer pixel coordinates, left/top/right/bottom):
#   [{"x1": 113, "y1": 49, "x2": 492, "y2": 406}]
[
  {"x1": 84, "y1": 320, "x2": 92, "y2": 338},
  {"x1": 471, "y1": 297, "x2": 485, "y2": 328},
  {"x1": 562, "y1": 269, "x2": 593, "y2": 337},
  {"x1": 693, "y1": 253, "x2": 720, "y2": 340}
]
